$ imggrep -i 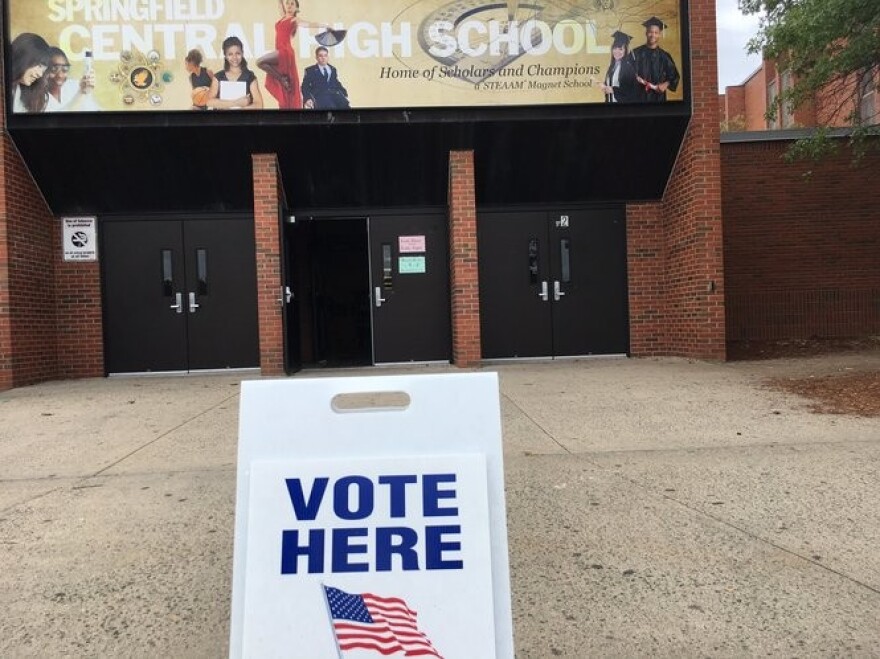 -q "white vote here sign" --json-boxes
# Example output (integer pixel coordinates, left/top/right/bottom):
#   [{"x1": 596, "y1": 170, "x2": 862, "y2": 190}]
[{"x1": 230, "y1": 373, "x2": 513, "y2": 659}]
